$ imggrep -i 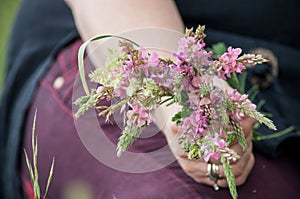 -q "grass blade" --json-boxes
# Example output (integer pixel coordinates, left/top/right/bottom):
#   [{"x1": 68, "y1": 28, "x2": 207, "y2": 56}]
[
  {"x1": 23, "y1": 149, "x2": 34, "y2": 184},
  {"x1": 78, "y1": 35, "x2": 139, "y2": 96},
  {"x1": 43, "y1": 158, "x2": 55, "y2": 199}
]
